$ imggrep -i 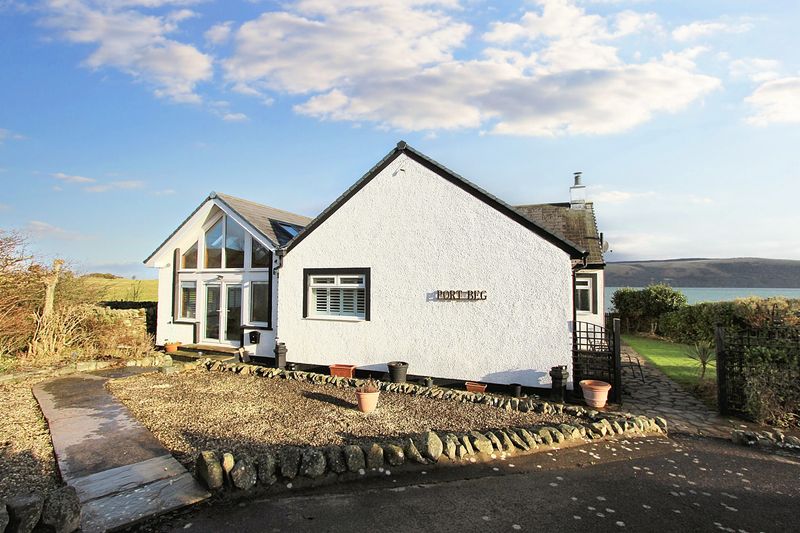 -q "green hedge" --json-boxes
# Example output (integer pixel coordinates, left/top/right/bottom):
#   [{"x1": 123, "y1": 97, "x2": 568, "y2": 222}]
[
  {"x1": 612, "y1": 285, "x2": 800, "y2": 344},
  {"x1": 660, "y1": 297, "x2": 800, "y2": 344},
  {"x1": 659, "y1": 302, "x2": 738, "y2": 343}
]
